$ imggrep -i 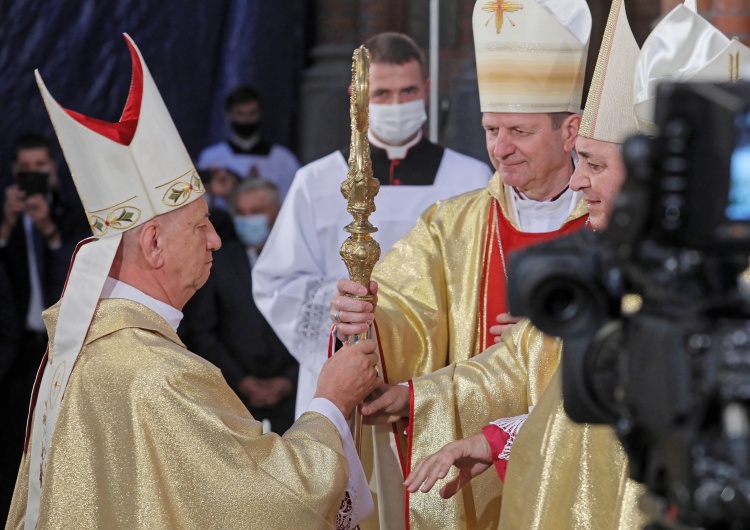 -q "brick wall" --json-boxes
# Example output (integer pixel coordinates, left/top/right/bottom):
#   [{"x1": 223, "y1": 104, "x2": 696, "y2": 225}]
[
  {"x1": 661, "y1": 0, "x2": 750, "y2": 45},
  {"x1": 315, "y1": 0, "x2": 358, "y2": 44},
  {"x1": 313, "y1": 0, "x2": 476, "y2": 95}
]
